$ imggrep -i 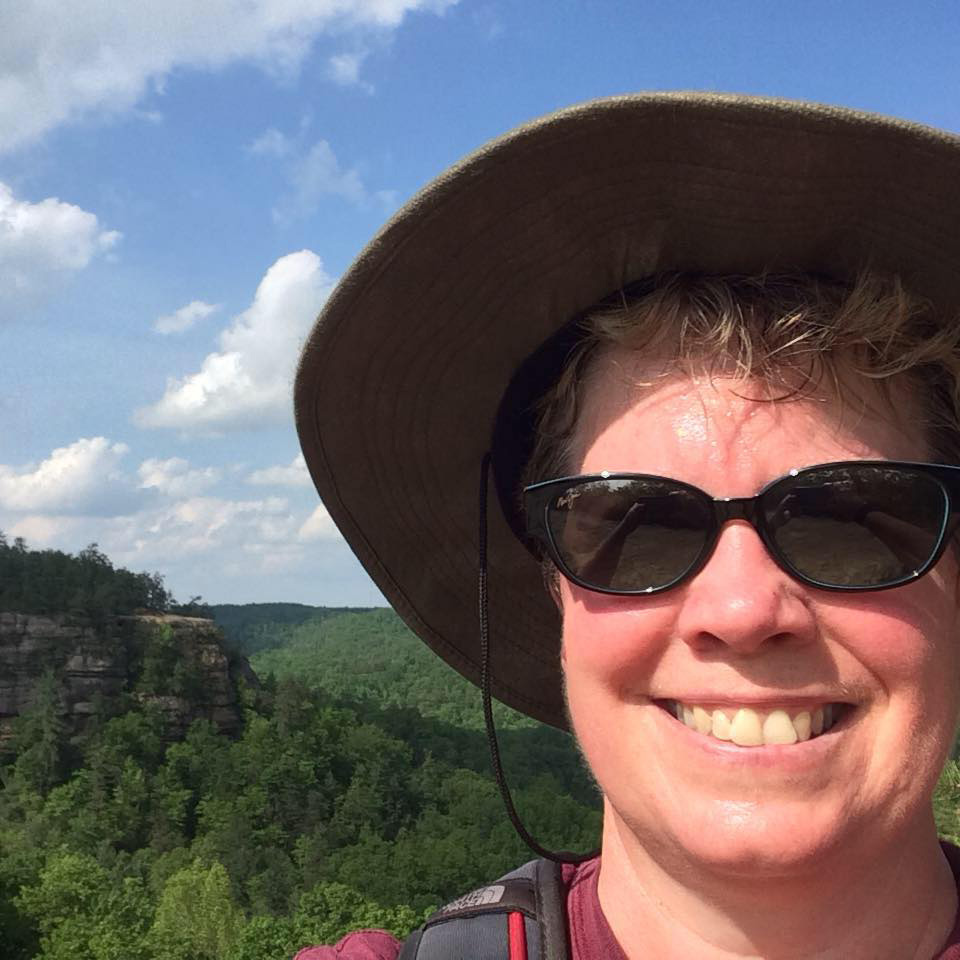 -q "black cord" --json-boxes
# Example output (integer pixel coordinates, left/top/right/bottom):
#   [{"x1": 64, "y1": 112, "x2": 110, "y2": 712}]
[{"x1": 478, "y1": 452, "x2": 597, "y2": 864}]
